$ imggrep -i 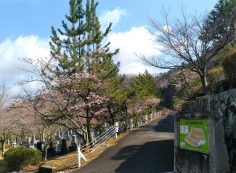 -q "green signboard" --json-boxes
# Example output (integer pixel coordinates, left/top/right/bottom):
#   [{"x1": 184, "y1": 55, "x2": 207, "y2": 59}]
[{"x1": 179, "y1": 119, "x2": 209, "y2": 153}]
